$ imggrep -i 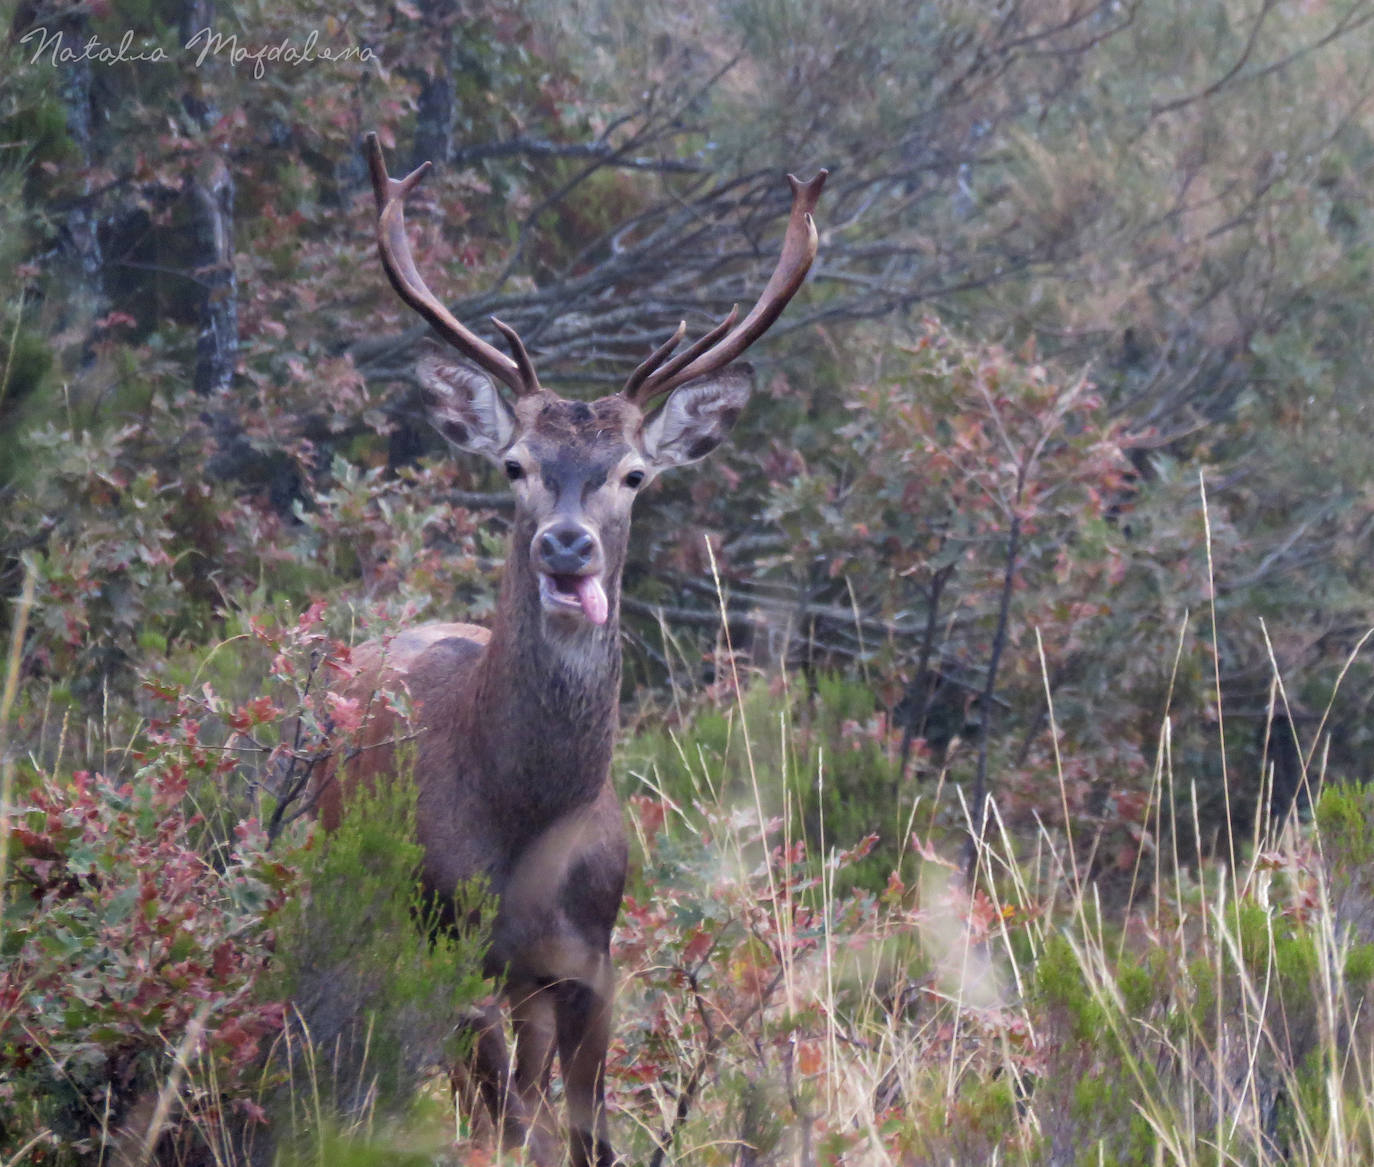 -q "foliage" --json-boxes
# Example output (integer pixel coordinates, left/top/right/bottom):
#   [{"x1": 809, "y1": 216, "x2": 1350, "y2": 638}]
[
  {"x1": 611, "y1": 735, "x2": 921, "y2": 1165},
  {"x1": 3, "y1": 0, "x2": 1374, "y2": 1159},
  {"x1": 755, "y1": 319, "x2": 1168, "y2": 869},
  {"x1": 600, "y1": 699, "x2": 1374, "y2": 1166},
  {"x1": 625, "y1": 672, "x2": 908, "y2": 890},
  {"x1": 0, "y1": 597, "x2": 498, "y2": 1162},
  {"x1": 1025, "y1": 815, "x2": 1374, "y2": 1165},
  {"x1": 0, "y1": 766, "x2": 292, "y2": 1159},
  {"x1": 3, "y1": 376, "x2": 498, "y2": 775},
  {"x1": 268, "y1": 759, "x2": 495, "y2": 1130},
  {"x1": 765, "y1": 318, "x2": 1132, "y2": 718},
  {"x1": 6, "y1": 0, "x2": 1374, "y2": 834}
]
